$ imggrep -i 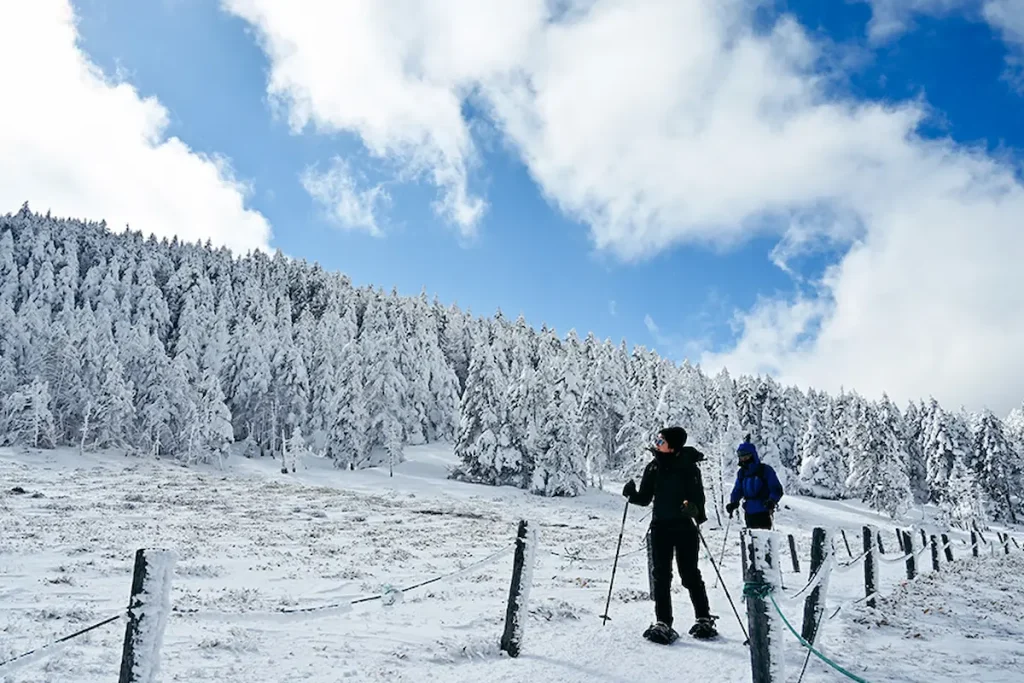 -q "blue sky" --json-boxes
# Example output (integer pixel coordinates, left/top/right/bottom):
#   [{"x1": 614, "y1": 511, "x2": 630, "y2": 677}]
[{"x1": 5, "y1": 0, "x2": 1024, "y2": 413}]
